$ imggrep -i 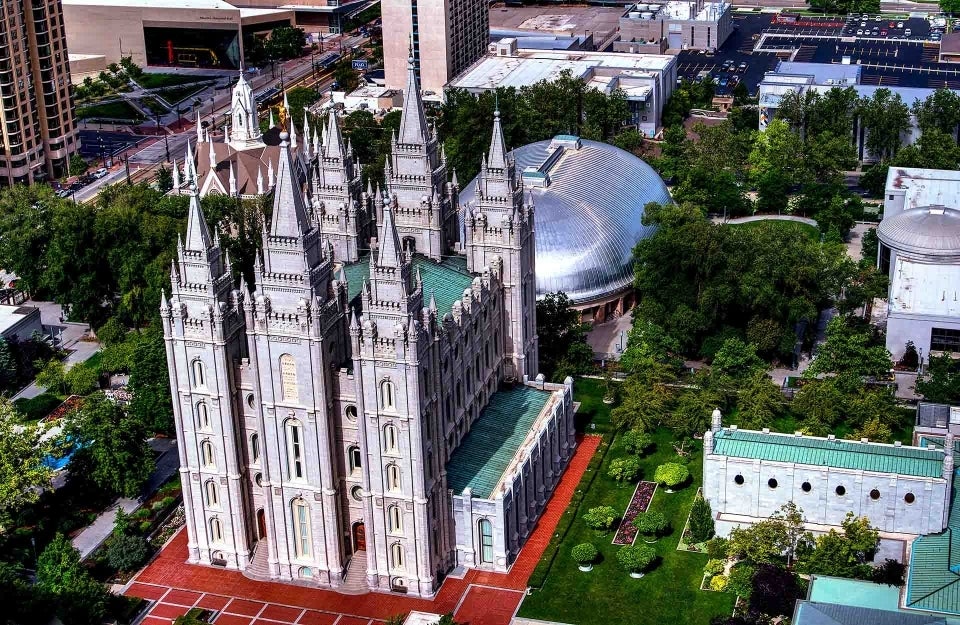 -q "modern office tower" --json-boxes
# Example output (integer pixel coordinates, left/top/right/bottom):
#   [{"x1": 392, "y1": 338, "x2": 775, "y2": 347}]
[
  {"x1": 0, "y1": 0, "x2": 77, "y2": 185},
  {"x1": 382, "y1": 0, "x2": 489, "y2": 98}
]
